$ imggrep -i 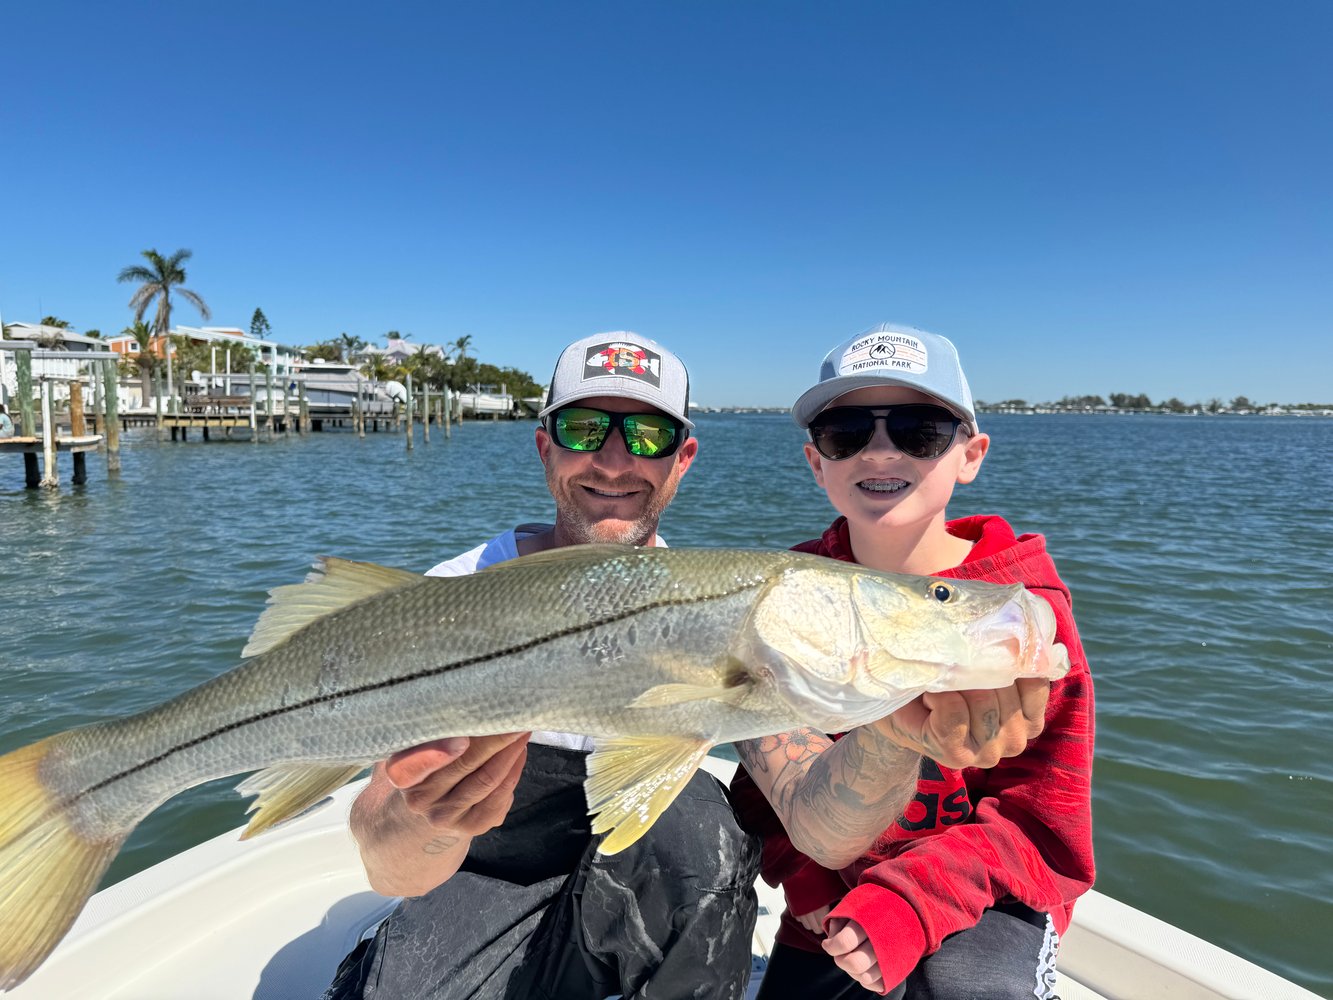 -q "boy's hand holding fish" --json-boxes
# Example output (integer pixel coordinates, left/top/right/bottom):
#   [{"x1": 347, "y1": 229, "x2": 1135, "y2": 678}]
[{"x1": 872, "y1": 676, "x2": 1050, "y2": 770}]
